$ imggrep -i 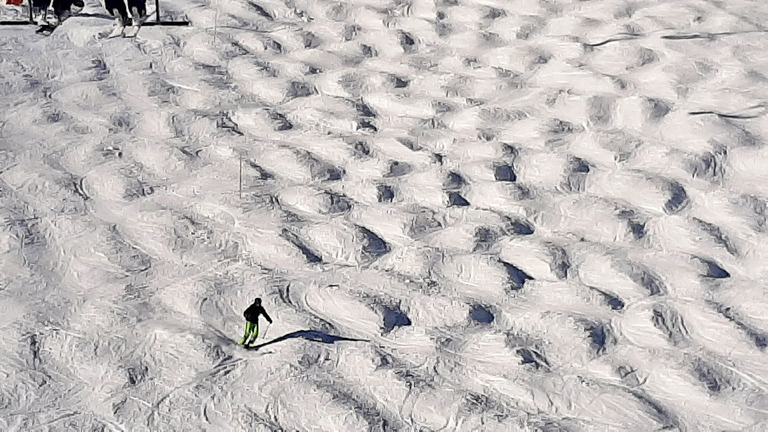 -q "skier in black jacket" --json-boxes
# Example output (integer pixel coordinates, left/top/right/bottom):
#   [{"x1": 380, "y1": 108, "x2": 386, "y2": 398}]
[
  {"x1": 104, "y1": 0, "x2": 147, "y2": 29},
  {"x1": 239, "y1": 298, "x2": 273, "y2": 346},
  {"x1": 31, "y1": 0, "x2": 83, "y2": 25}
]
